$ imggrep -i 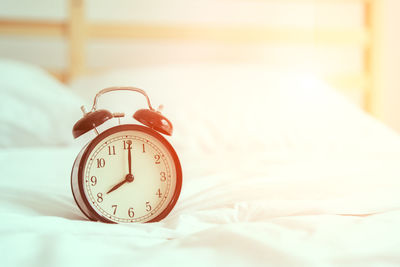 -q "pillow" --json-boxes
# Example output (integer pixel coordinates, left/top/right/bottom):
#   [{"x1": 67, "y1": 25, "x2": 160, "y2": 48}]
[
  {"x1": 70, "y1": 64, "x2": 400, "y2": 157},
  {"x1": 9, "y1": 63, "x2": 400, "y2": 217},
  {"x1": 0, "y1": 59, "x2": 83, "y2": 147}
]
